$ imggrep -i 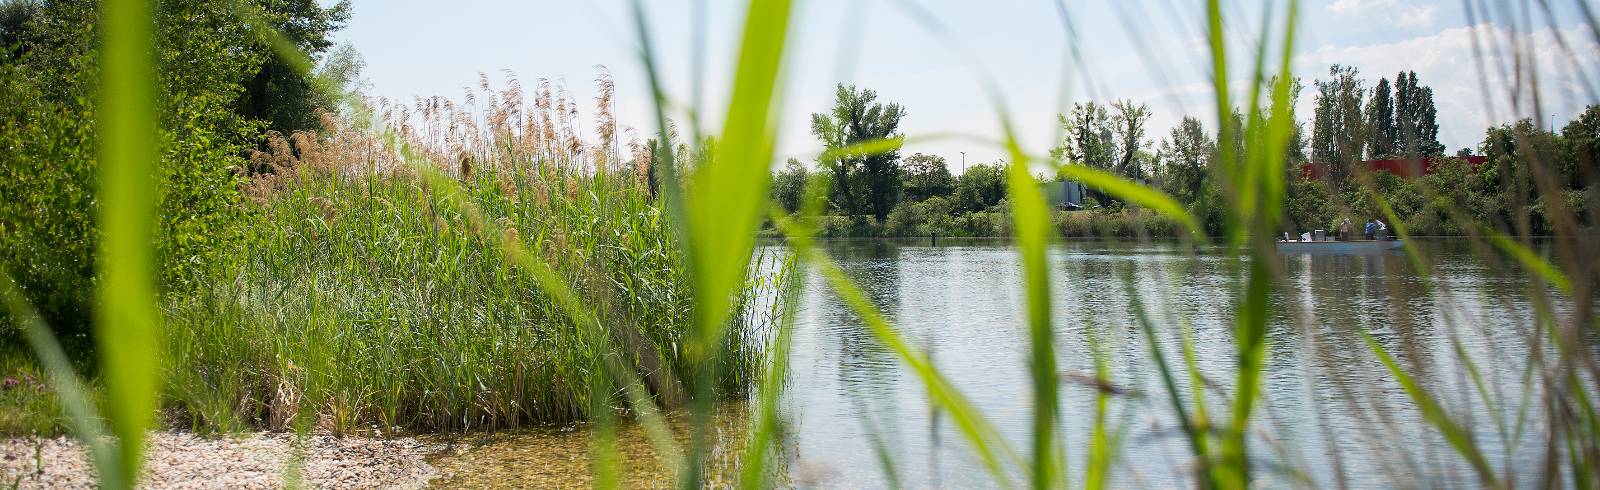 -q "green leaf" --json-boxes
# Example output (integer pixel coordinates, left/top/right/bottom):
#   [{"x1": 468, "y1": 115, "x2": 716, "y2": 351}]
[
  {"x1": 1360, "y1": 332, "x2": 1499, "y2": 487},
  {"x1": 98, "y1": 0, "x2": 161, "y2": 485}
]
